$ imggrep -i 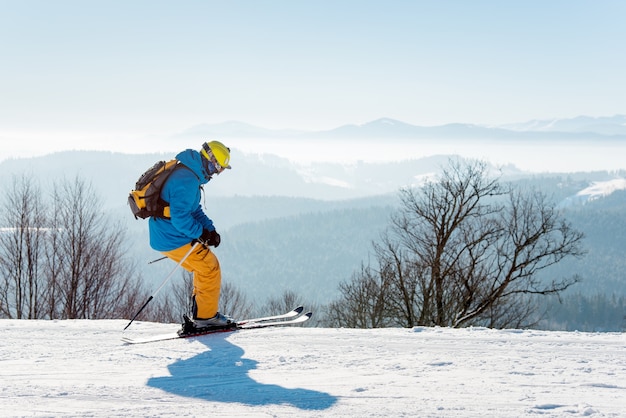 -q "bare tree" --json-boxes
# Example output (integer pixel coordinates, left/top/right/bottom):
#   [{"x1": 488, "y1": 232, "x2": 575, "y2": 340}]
[
  {"x1": 326, "y1": 262, "x2": 390, "y2": 328},
  {"x1": 0, "y1": 173, "x2": 145, "y2": 321},
  {"x1": 264, "y1": 290, "x2": 303, "y2": 316},
  {"x1": 390, "y1": 159, "x2": 507, "y2": 326},
  {"x1": 0, "y1": 175, "x2": 46, "y2": 318},
  {"x1": 45, "y1": 176, "x2": 141, "y2": 319},
  {"x1": 332, "y1": 159, "x2": 585, "y2": 329},
  {"x1": 261, "y1": 290, "x2": 321, "y2": 326},
  {"x1": 461, "y1": 188, "x2": 585, "y2": 327},
  {"x1": 373, "y1": 234, "x2": 423, "y2": 327}
]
